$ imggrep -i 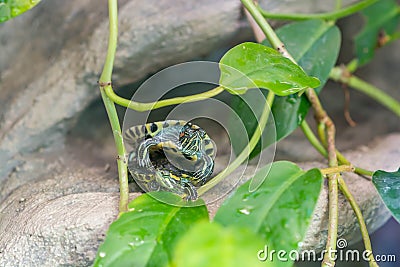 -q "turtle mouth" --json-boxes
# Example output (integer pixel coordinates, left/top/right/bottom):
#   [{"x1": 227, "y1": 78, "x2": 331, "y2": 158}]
[{"x1": 148, "y1": 146, "x2": 200, "y2": 173}]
